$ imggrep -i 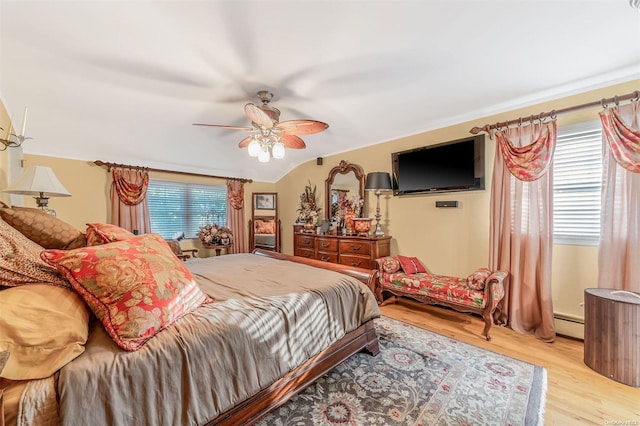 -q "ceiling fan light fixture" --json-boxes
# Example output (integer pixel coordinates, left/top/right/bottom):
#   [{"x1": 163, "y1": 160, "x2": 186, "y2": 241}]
[
  {"x1": 258, "y1": 148, "x2": 270, "y2": 163},
  {"x1": 195, "y1": 90, "x2": 328, "y2": 163},
  {"x1": 272, "y1": 141, "x2": 285, "y2": 159},
  {"x1": 248, "y1": 138, "x2": 261, "y2": 157}
]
